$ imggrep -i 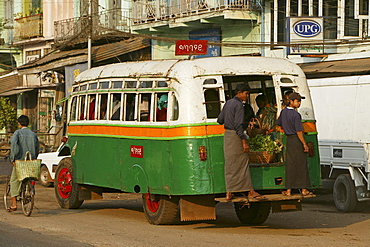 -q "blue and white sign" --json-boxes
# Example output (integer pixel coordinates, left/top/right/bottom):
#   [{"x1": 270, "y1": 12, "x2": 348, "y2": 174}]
[
  {"x1": 289, "y1": 17, "x2": 324, "y2": 55},
  {"x1": 189, "y1": 28, "x2": 220, "y2": 58},
  {"x1": 293, "y1": 20, "x2": 321, "y2": 37}
]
